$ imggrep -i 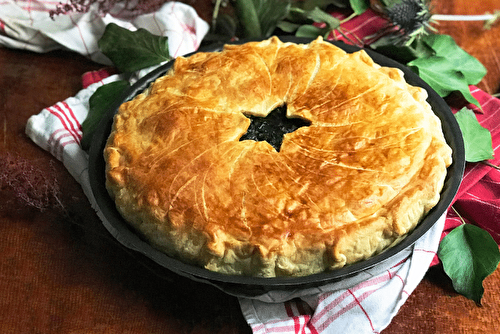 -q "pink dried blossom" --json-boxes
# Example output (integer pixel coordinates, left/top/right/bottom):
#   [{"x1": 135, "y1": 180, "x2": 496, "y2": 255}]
[
  {"x1": 49, "y1": 0, "x2": 170, "y2": 19},
  {"x1": 0, "y1": 153, "x2": 63, "y2": 212}
]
